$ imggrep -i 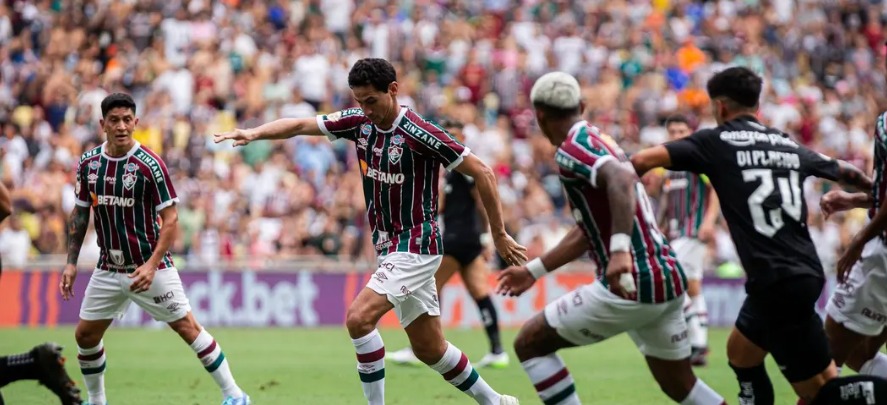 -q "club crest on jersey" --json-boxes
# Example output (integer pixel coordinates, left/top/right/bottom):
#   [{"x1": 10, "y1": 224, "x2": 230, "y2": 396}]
[
  {"x1": 122, "y1": 172, "x2": 137, "y2": 190},
  {"x1": 109, "y1": 249, "x2": 125, "y2": 266},
  {"x1": 88, "y1": 161, "x2": 100, "y2": 171},
  {"x1": 125, "y1": 163, "x2": 138, "y2": 172},
  {"x1": 361, "y1": 123, "x2": 372, "y2": 136},
  {"x1": 391, "y1": 135, "x2": 404, "y2": 145},
  {"x1": 388, "y1": 145, "x2": 403, "y2": 164}
]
